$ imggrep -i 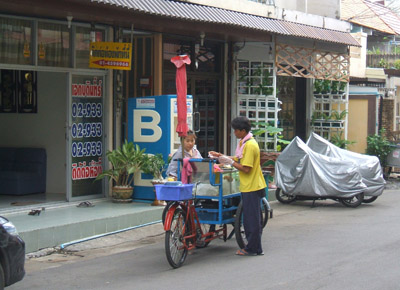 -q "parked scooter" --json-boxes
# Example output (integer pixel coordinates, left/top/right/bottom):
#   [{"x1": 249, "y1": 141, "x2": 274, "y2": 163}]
[
  {"x1": 275, "y1": 136, "x2": 368, "y2": 208},
  {"x1": 306, "y1": 133, "x2": 384, "y2": 204}
]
